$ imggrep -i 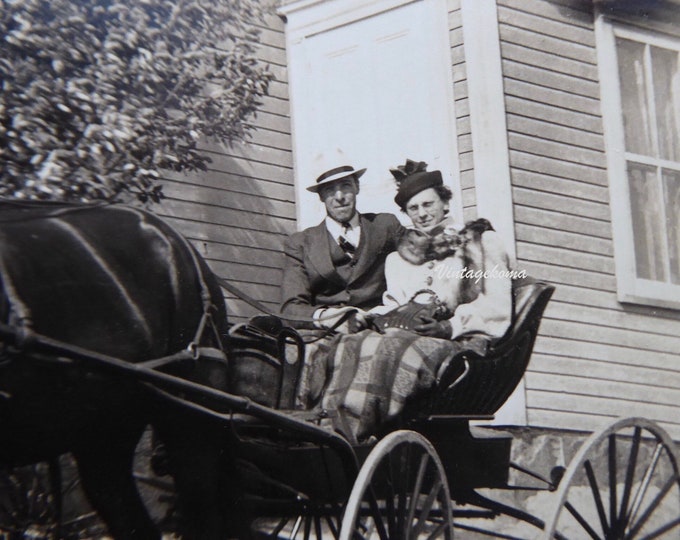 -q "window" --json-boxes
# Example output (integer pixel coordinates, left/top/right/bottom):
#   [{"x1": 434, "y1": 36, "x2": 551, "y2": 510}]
[{"x1": 597, "y1": 19, "x2": 680, "y2": 309}]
